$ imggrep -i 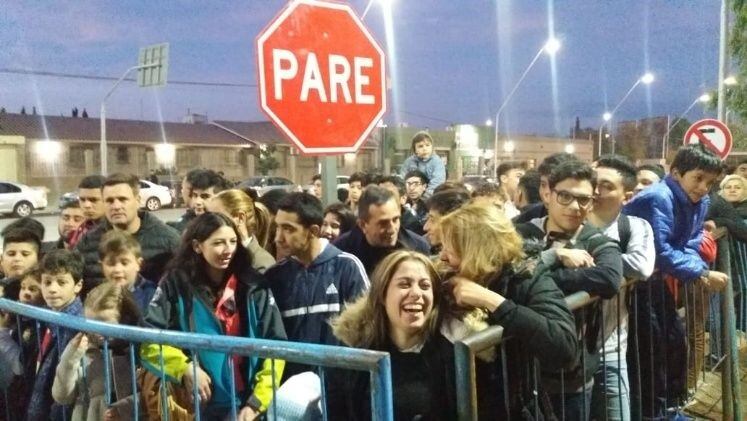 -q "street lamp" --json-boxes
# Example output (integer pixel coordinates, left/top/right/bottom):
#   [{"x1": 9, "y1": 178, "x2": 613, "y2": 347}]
[
  {"x1": 597, "y1": 72, "x2": 655, "y2": 156},
  {"x1": 565, "y1": 143, "x2": 575, "y2": 154},
  {"x1": 492, "y1": 37, "x2": 561, "y2": 178},
  {"x1": 725, "y1": 75, "x2": 737, "y2": 86},
  {"x1": 503, "y1": 140, "x2": 516, "y2": 153},
  {"x1": 485, "y1": 119, "x2": 493, "y2": 126},
  {"x1": 661, "y1": 92, "x2": 713, "y2": 159}
]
